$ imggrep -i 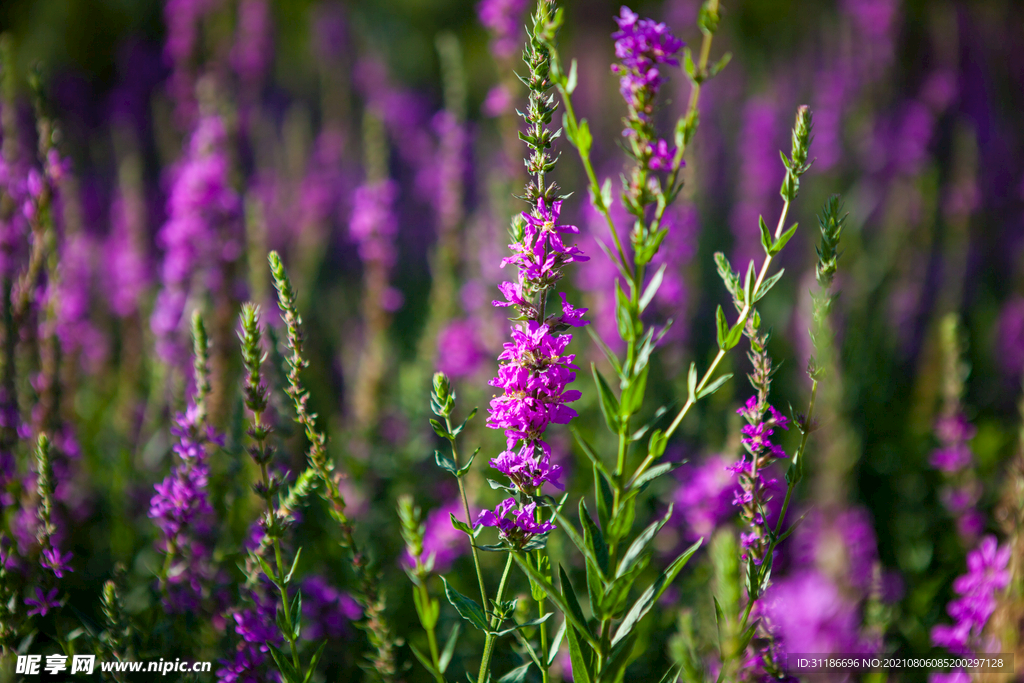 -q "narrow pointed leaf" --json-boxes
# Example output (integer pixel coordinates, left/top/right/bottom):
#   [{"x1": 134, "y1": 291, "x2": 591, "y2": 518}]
[
  {"x1": 616, "y1": 505, "x2": 673, "y2": 578},
  {"x1": 435, "y1": 450, "x2": 458, "y2": 475},
  {"x1": 579, "y1": 499, "x2": 608, "y2": 573},
  {"x1": 565, "y1": 622, "x2": 593, "y2": 683},
  {"x1": 566, "y1": 58, "x2": 578, "y2": 94},
  {"x1": 550, "y1": 507, "x2": 605, "y2": 577},
  {"x1": 498, "y1": 663, "x2": 532, "y2": 683},
  {"x1": 285, "y1": 547, "x2": 302, "y2": 584},
  {"x1": 592, "y1": 364, "x2": 621, "y2": 432},
  {"x1": 753, "y1": 268, "x2": 785, "y2": 303},
  {"x1": 456, "y1": 448, "x2": 478, "y2": 476},
  {"x1": 594, "y1": 464, "x2": 613, "y2": 532},
  {"x1": 512, "y1": 554, "x2": 600, "y2": 650},
  {"x1": 603, "y1": 631, "x2": 637, "y2": 683},
  {"x1": 303, "y1": 641, "x2": 328, "y2": 683},
  {"x1": 409, "y1": 642, "x2": 441, "y2": 678},
  {"x1": 639, "y1": 264, "x2": 667, "y2": 313},
  {"x1": 572, "y1": 427, "x2": 614, "y2": 483},
  {"x1": 548, "y1": 618, "x2": 567, "y2": 666},
  {"x1": 620, "y1": 365, "x2": 649, "y2": 415},
  {"x1": 585, "y1": 325, "x2": 623, "y2": 378},
  {"x1": 687, "y1": 362, "x2": 698, "y2": 401},
  {"x1": 439, "y1": 623, "x2": 461, "y2": 673},
  {"x1": 630, "y1": 460, "x2": 679, "y2": 491},
  {"x1": 611, "y1": 539, "x2": 702, "y2": 646},
  {"x1": 759, "y1": 215, "x2": 772, "y2": 256},
  {"x1": 559, "y1": 565, "x2": 593, "y2": 643},
  {"x1": 696, "y1": 373, "x2": 734, "y2": 400},
  {"x1": 442, "y1": 577, "x2": 489, "y2": 632},
  {"x1": 771, "y1": 223, "x2": 798, "y2": 255},
  {"x1": 715, "y1": 306, "x2": 729, "y2": 350}
]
